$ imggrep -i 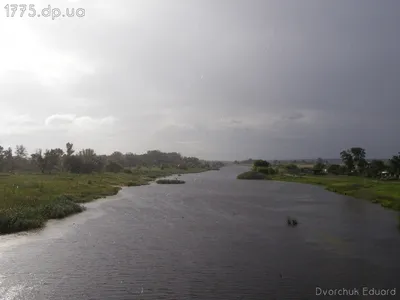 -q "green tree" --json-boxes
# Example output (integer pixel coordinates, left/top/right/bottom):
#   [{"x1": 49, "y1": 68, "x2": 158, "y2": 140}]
[
  {"x1": 313, "y1": 158, "x2": 326, "y2": 175},
  {"x1": 252, "y1": 160, "x2": 270, "y2": 170},
  {"x1": 45, "y1": 148, "x2": 64, "y2": 173},
  {"x1": 31, "y1": 149, "x2": 46, "y2": 173},
  {"x1": 15, "y1": 144, "x2": 28, "y2": 158},
  {"x1": 366, "y1": 159, "x2": 386, "y2": 178},
  {"x1": 327, "y1": 164, "x2": 341, "y2": 175},
  {"x1": 66, "y1": 142, "x2": 75, "y2": 156},
  {"x1": 105, "y1": 161, "x2": 124, "y2": 173},
  {"x1": 0, "y1": 146, "x2": 4, "y2": 171},
  {"x1": 350, "y1": 147, "x2": 367, "y2": 173},
  {"x1": 389, "y1": 153, "x2": 400, "y2": 178},
  {"x1": 3, "y1": 147, "x2": 14, "y2": 172},
  {"x1": 340, "y1": 149, "x2": 355, "y2": 173},
  {"x1": 31, "y1": 148, "x2": 64, "y2": 174}
]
